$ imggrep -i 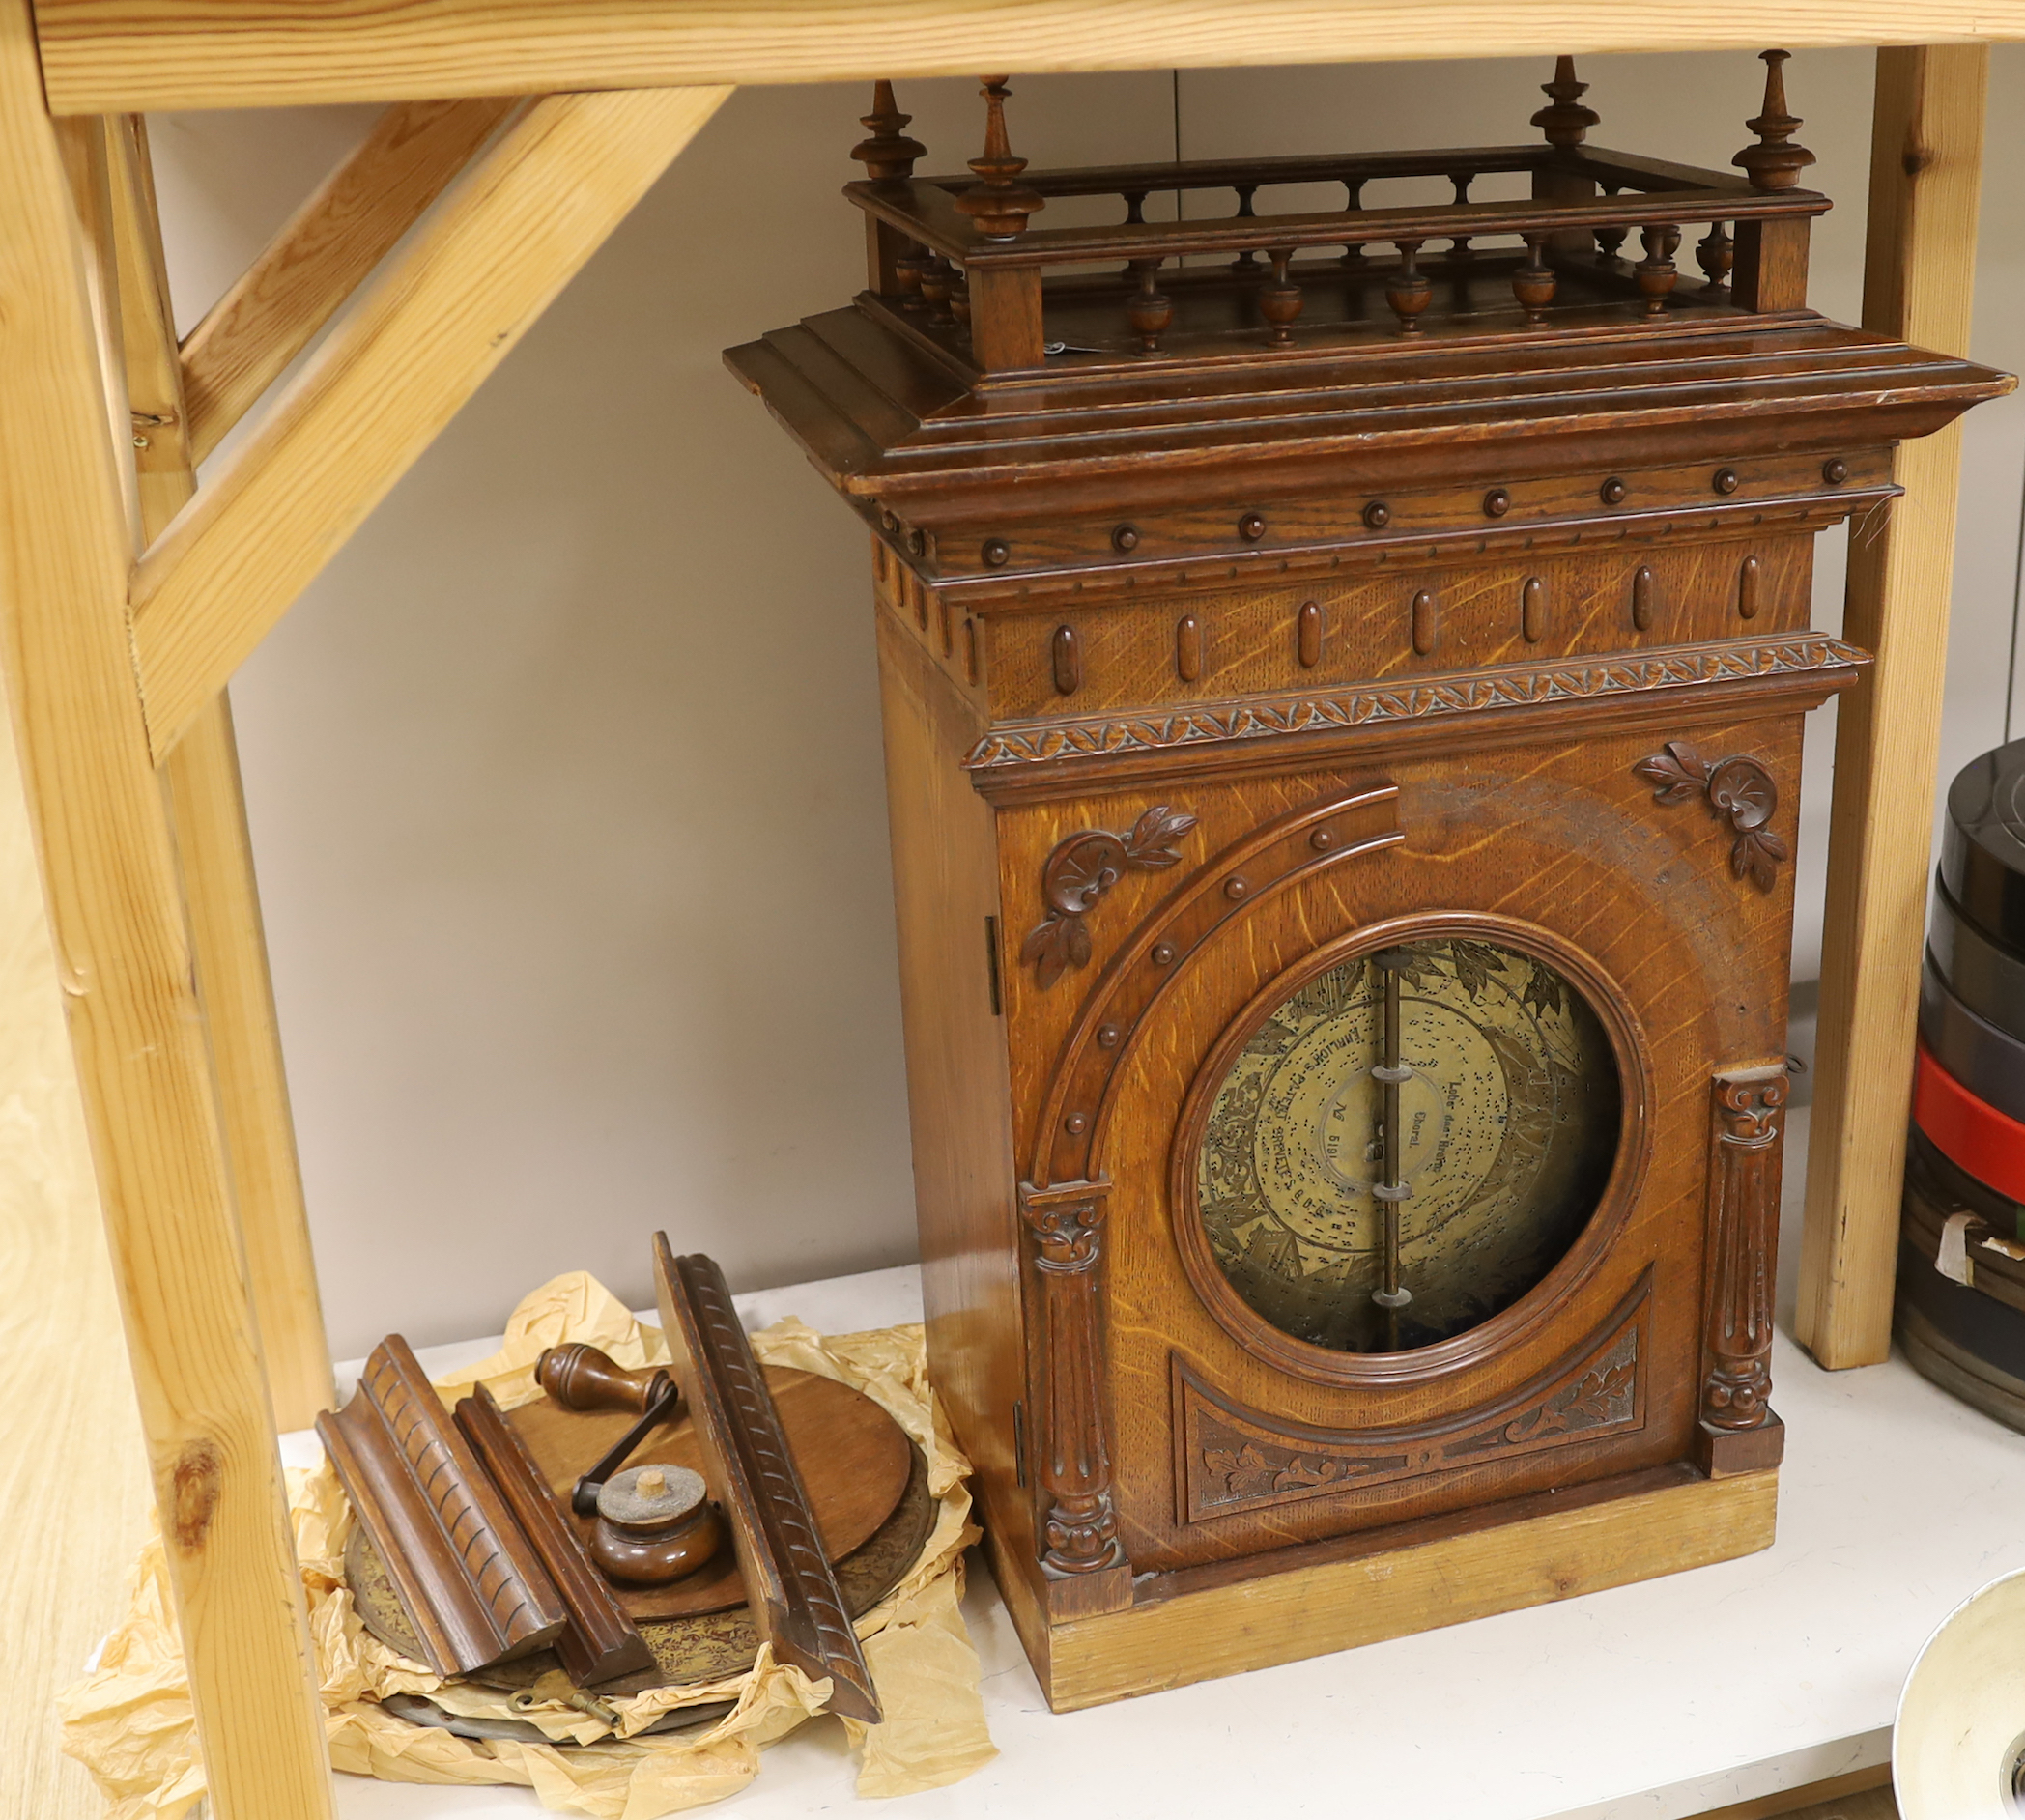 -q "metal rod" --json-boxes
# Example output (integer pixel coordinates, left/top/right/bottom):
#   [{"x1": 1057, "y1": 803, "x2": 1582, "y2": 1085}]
[{"x1": 1371, "y1": 950, "x2": 1413, "y2": 1316}]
